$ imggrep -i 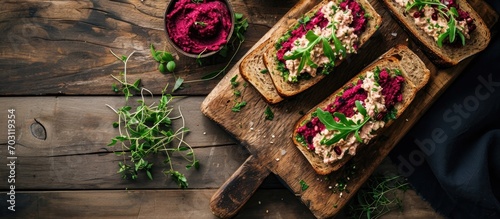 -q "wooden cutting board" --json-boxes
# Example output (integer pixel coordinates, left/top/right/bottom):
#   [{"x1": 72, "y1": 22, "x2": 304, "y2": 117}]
[{"x1": 201, "y1": 0, "x2": 498, "y2": 218}]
